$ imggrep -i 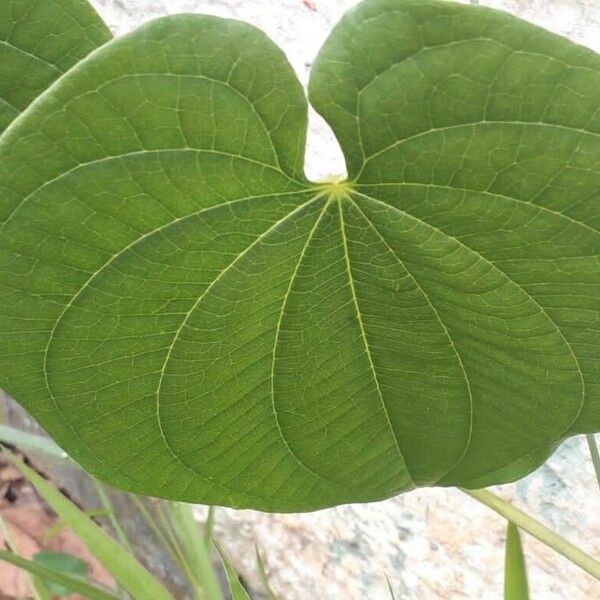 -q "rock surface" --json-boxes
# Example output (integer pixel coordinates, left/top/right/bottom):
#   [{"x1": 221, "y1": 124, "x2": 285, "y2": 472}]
[{"x1": 85, "y1": 1, "x2": 600, "y2": 598}]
